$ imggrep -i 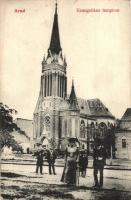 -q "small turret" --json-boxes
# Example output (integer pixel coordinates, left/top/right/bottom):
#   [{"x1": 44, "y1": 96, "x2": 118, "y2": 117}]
[{"x1": 69, "y1": 80, "x2": 79, "y2": 110}]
